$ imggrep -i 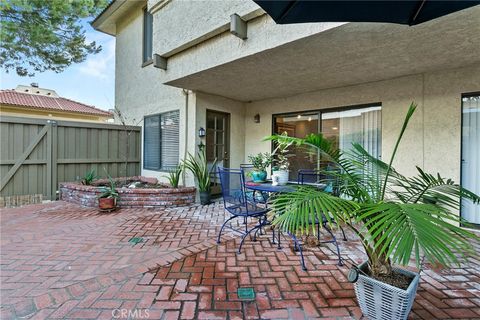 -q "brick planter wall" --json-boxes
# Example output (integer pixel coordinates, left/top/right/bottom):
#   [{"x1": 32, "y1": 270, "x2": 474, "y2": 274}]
[{"x1": 59, "y1": 181, "x2": 196, "y2": 209}]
